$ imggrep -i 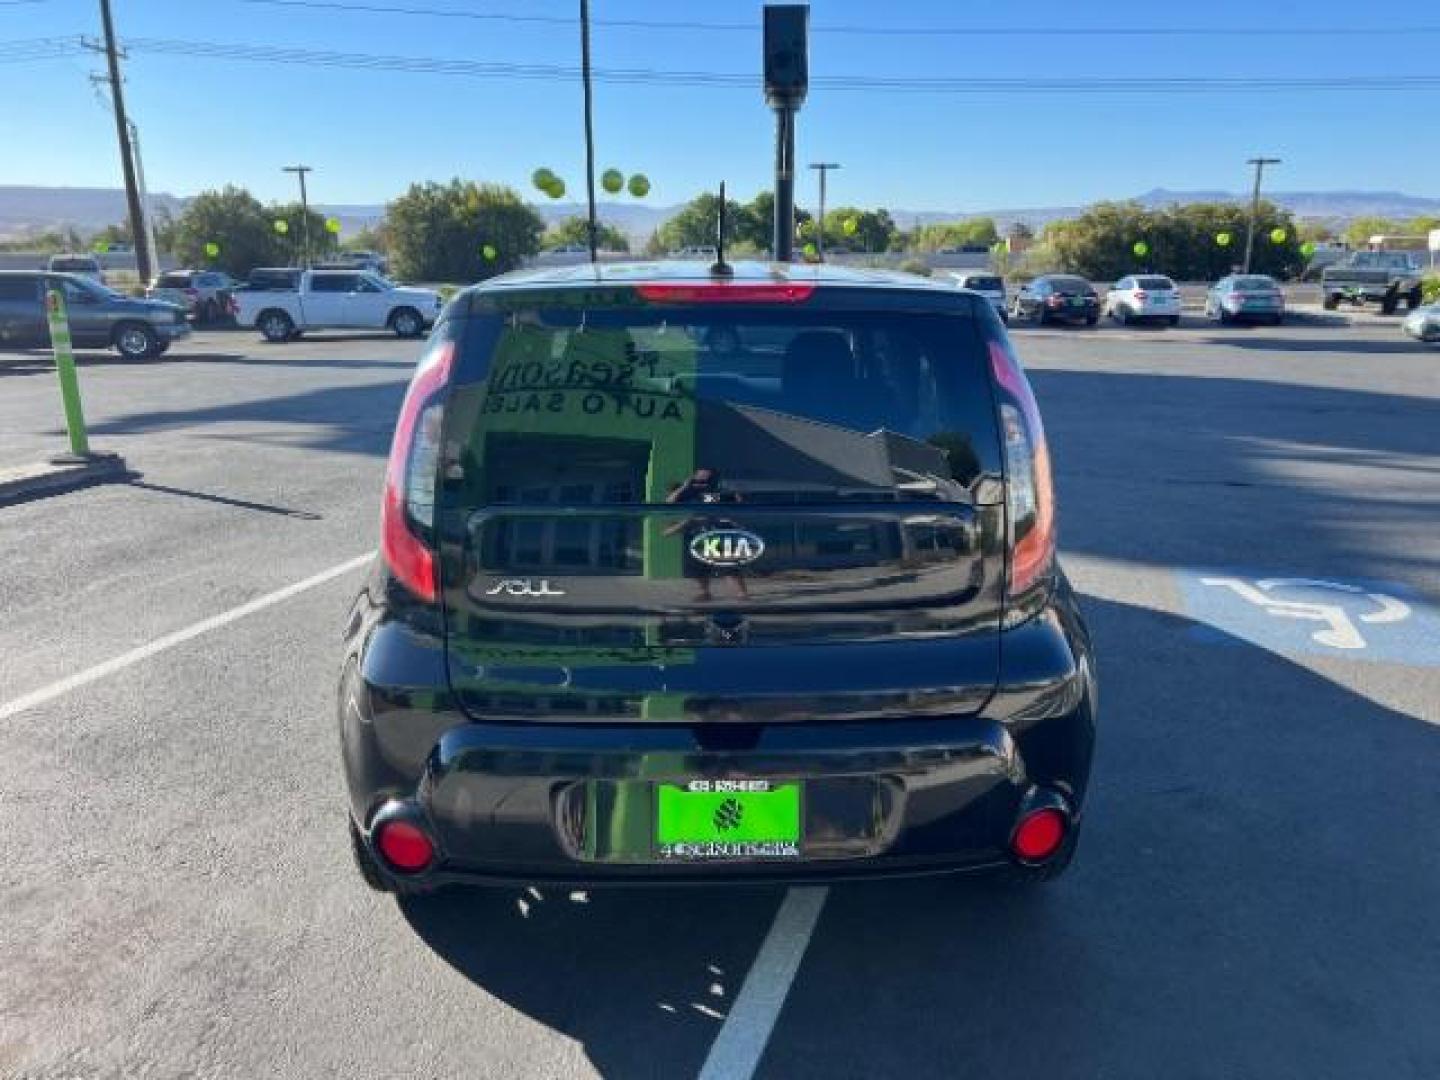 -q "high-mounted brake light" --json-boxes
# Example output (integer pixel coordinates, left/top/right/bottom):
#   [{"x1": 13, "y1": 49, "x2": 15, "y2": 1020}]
[
  {"x1": 989, "y1": 340, "x2": 1056, "y2": 600},
  {"x1": 381, "y1": 338, "x2": 454, "y2": 602},
  {"x1": 637, "y1": 283, "x2": 815, "y2": 304}
]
